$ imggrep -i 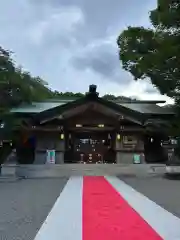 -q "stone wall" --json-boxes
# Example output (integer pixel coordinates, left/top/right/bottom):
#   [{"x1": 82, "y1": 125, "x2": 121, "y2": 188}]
[
  {"x1": 115, "y1": 133, "x2": 145, "y2": 164},
  {"x1": 34, "y1": 133, "x2": 65, "y2": 164},
  {"x1": 116, "y1": 152, "x2": 145, "y2": 164}
]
